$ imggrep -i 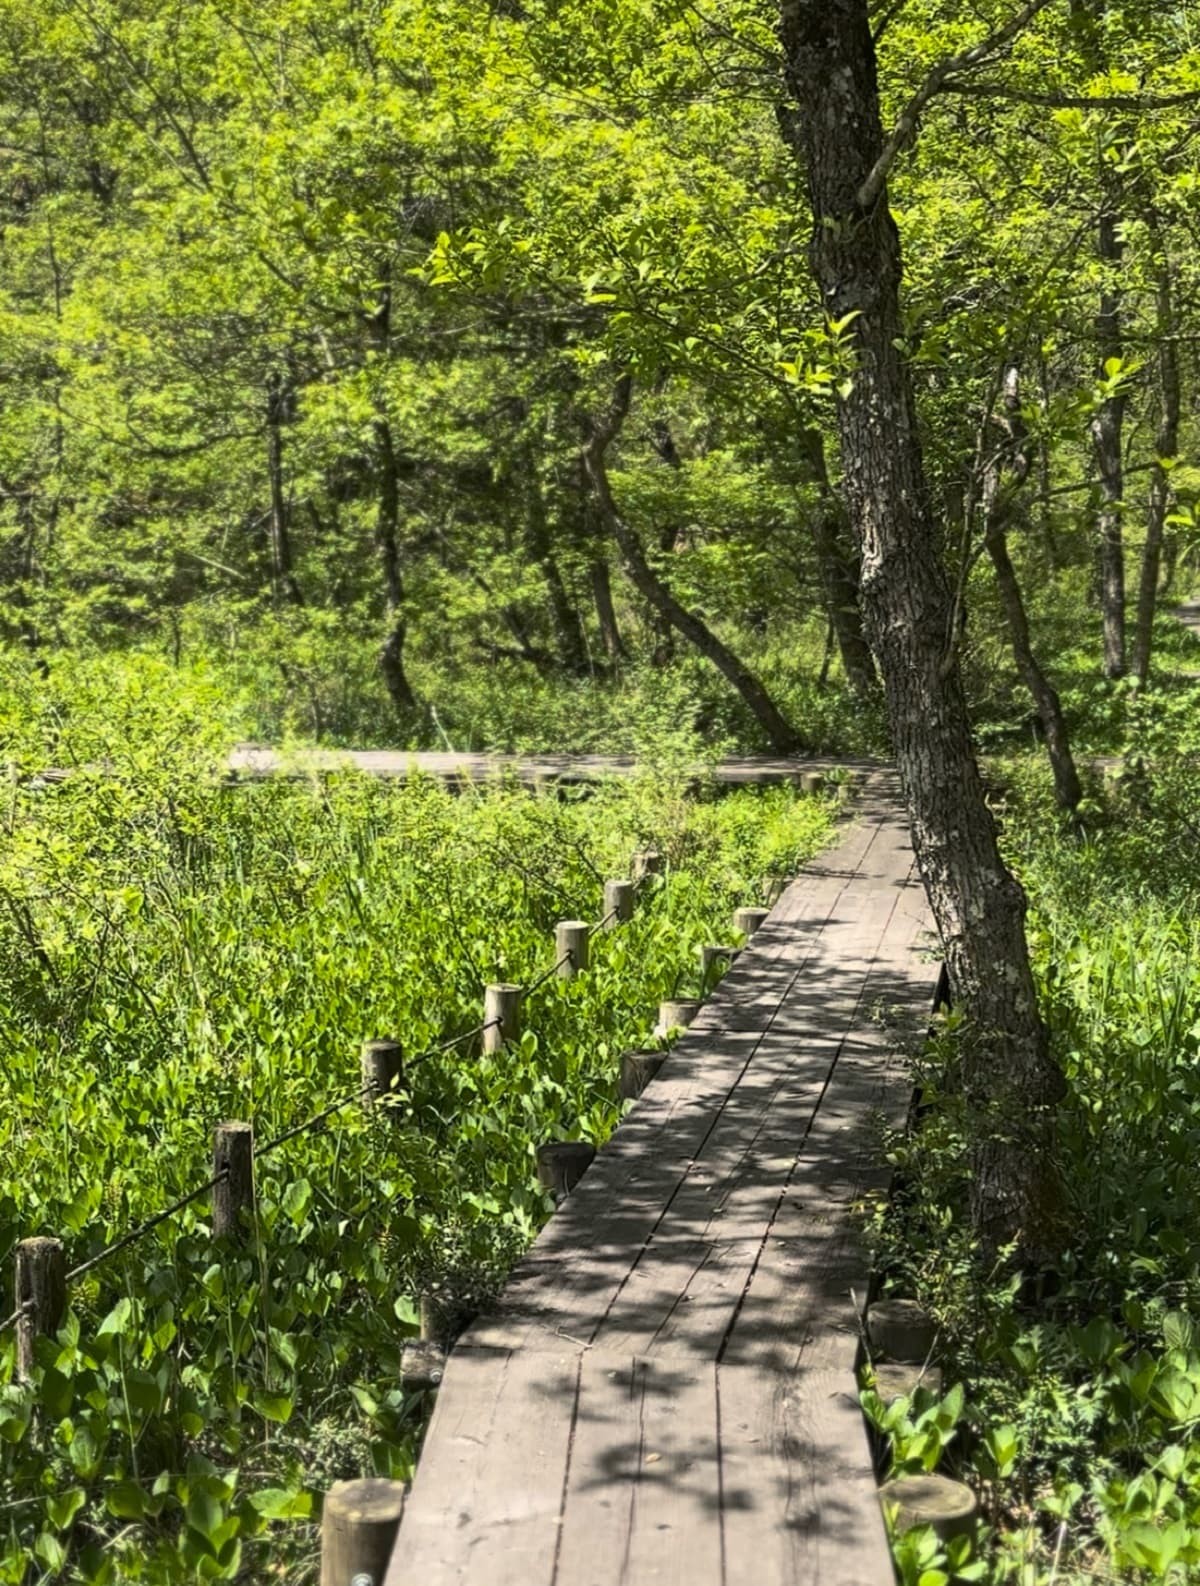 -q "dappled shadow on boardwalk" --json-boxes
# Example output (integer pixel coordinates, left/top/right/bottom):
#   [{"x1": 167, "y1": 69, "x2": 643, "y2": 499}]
[{"x1": 386, "y1": 776, "x2": 941, "y2": 1586}]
